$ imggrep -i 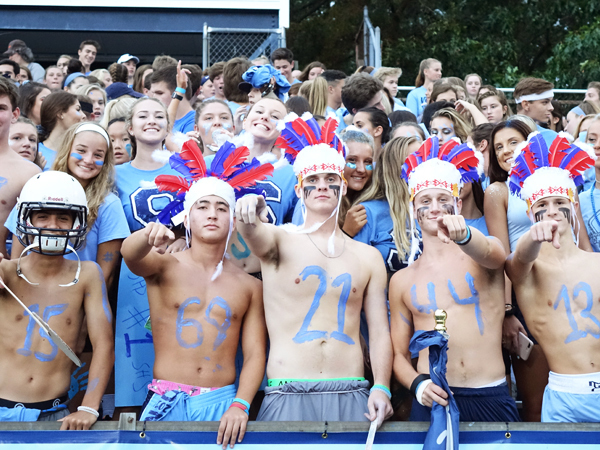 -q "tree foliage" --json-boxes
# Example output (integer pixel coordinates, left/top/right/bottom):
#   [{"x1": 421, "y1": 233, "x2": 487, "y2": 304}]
[{"x1": 288, "y1": 0, "x2": 600, "y2": 88}]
